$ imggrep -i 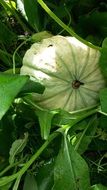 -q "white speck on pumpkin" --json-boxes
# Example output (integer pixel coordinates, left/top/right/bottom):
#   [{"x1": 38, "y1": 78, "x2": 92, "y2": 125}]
[{"x1": 32, "y1": 45, "x2": 57, "y2": 72}]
